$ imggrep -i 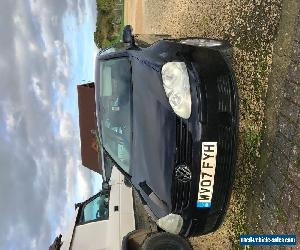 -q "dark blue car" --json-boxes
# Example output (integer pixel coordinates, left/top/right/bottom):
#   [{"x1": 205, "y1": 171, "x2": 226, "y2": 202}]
[{"x1": 95, "y1": 25, "x2": 239, "y2": 237}]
